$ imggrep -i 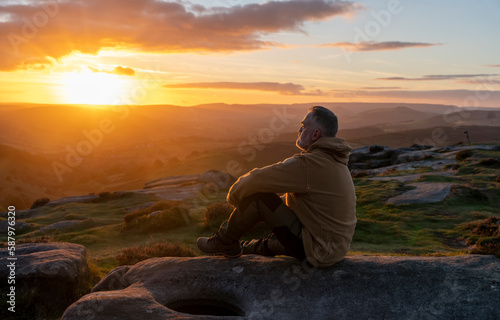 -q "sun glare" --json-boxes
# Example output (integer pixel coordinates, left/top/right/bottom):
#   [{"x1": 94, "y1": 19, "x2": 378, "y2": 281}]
[{"x1": 61, "y1": 70, "x2": 131, "y2": 105}]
